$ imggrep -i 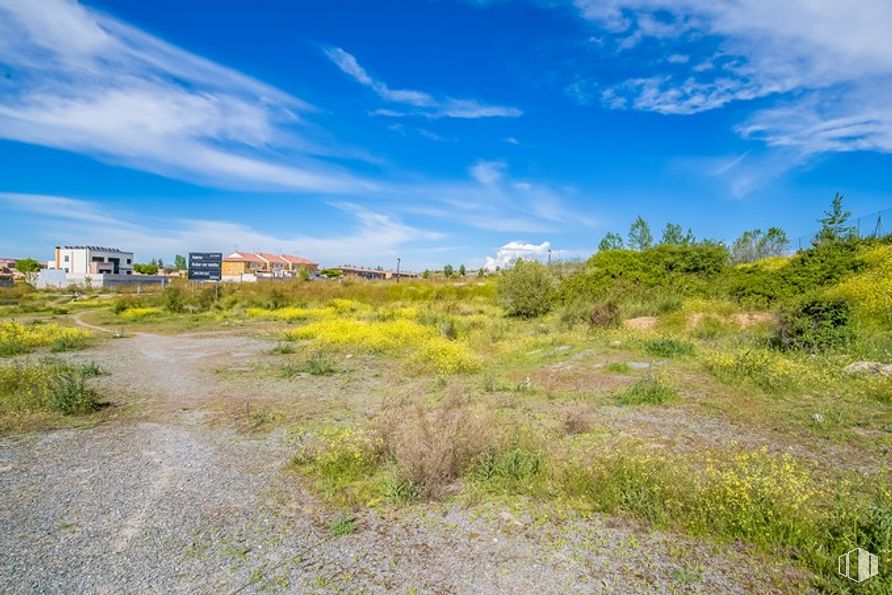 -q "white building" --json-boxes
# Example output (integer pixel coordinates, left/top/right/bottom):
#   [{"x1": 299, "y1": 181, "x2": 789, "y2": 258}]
[{"x1": 47, "y1": 245, "x2": 134, "y2": 276}]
